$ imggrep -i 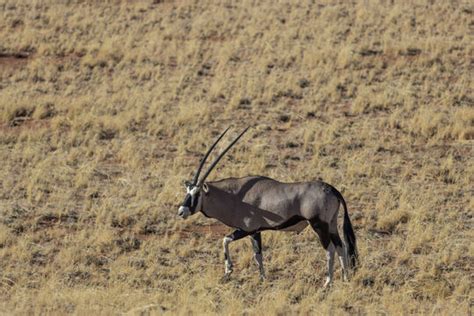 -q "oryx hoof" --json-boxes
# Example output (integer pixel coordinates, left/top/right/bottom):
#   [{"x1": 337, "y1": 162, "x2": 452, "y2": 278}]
[
  {"x1": 220, "y1": 273, "x2": 232, "y2": 283},
  {"x1": 323, "y1": 279, "x2": 332, "y2": 289}
]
